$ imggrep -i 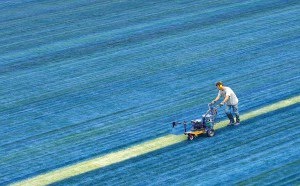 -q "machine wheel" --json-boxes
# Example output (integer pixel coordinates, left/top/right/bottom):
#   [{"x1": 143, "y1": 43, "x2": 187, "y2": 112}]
[
  {"x1": 188, "y1": 134, "x2": 195, "y2": 140},
  {"x1": 207, "y1": 129, "x2": 215, "y2": 137}
]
